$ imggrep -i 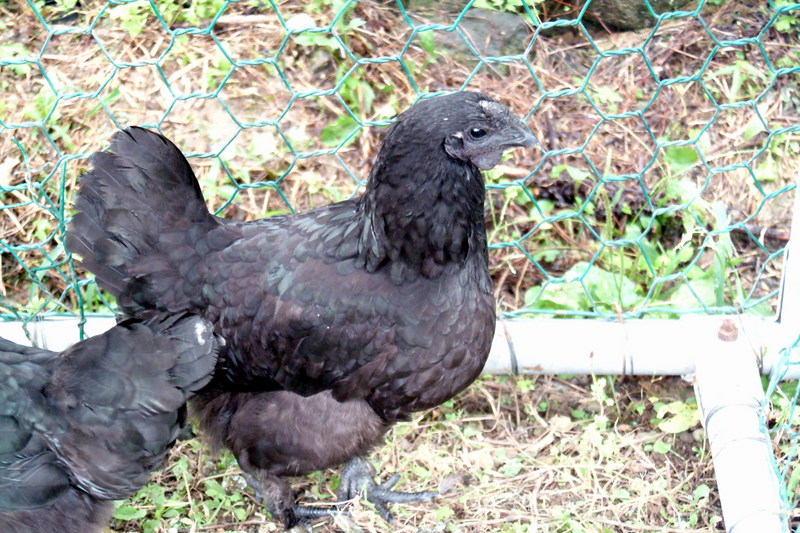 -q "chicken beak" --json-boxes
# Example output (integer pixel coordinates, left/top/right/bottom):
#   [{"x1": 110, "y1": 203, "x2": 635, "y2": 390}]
[{"x1": 501, "y1": 124, "x2": 538, "y2": 150}]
